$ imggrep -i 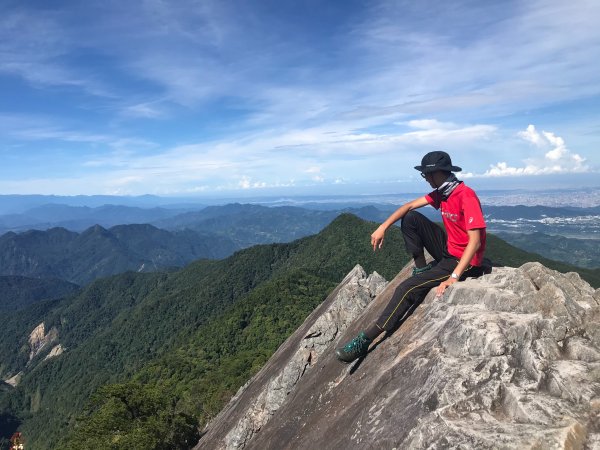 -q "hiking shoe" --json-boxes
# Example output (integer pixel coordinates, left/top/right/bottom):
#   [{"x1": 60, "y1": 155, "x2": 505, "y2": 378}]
[
  {"x1": 335, "y1": 331, "x2": 372, "y2": 363},
  {"x1": 412, "y1": 263, "x2": 432, "y2": 276}
]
